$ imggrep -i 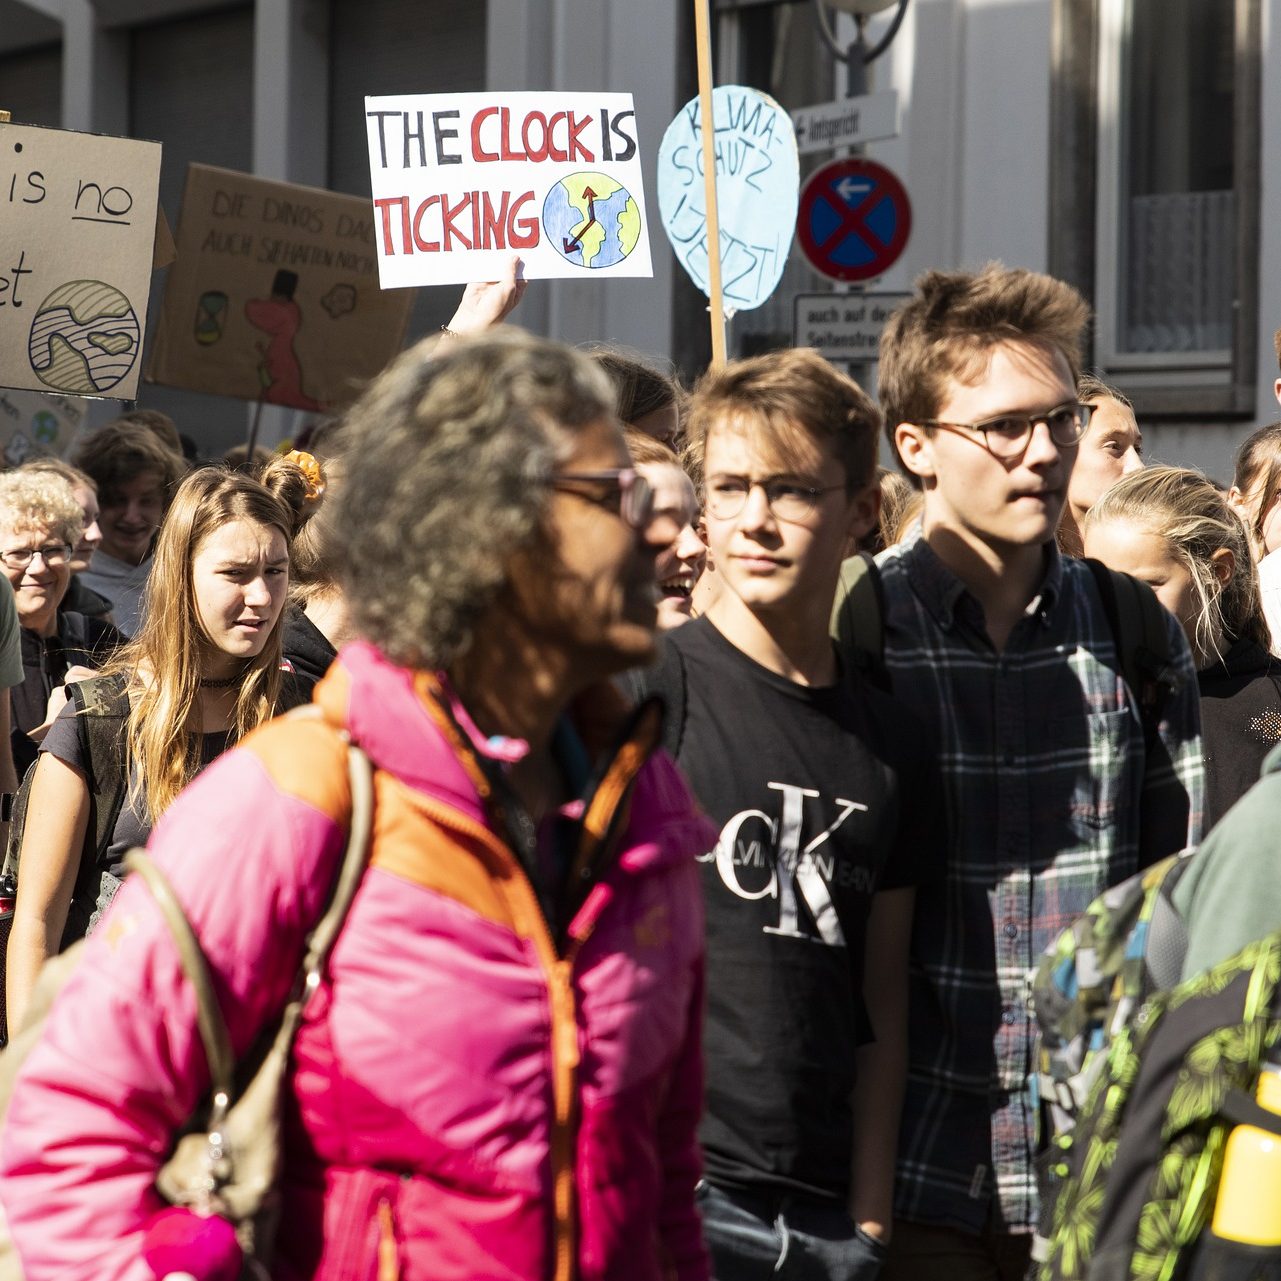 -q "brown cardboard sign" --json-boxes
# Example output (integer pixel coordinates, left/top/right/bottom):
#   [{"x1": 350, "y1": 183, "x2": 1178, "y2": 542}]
[
  {"x1": 0, "y1": 121, "x2": 162, "y2": 401},
  {"x1": 148, "y1": 164, "x2": 414, "y2": 411},
  {"x1": 0, "y1": 386, "x2": 89, "y2": 464}
]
